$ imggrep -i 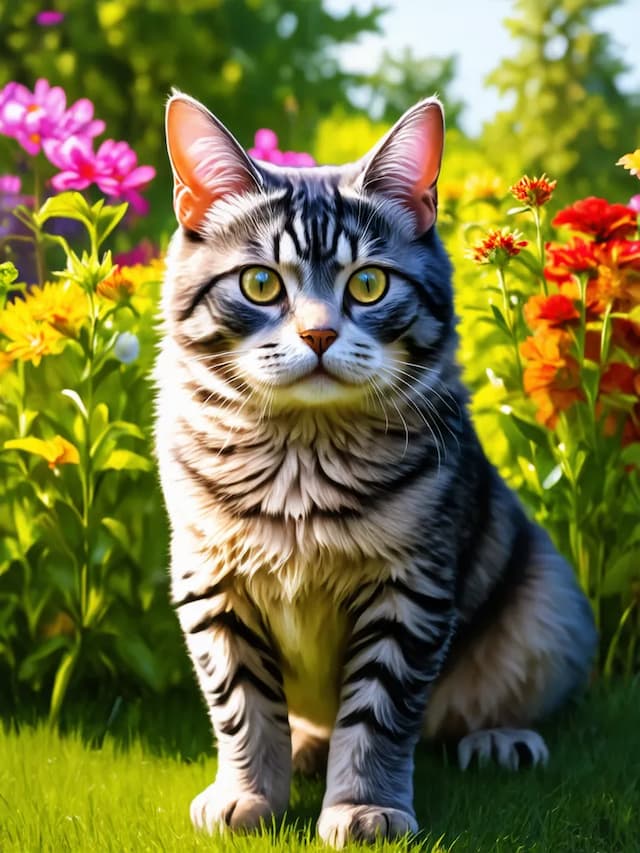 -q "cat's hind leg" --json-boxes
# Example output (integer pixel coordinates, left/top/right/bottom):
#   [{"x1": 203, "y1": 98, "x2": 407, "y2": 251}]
[{"x1": 424, "y1": 528, "x2": 596, "y2": 768}]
